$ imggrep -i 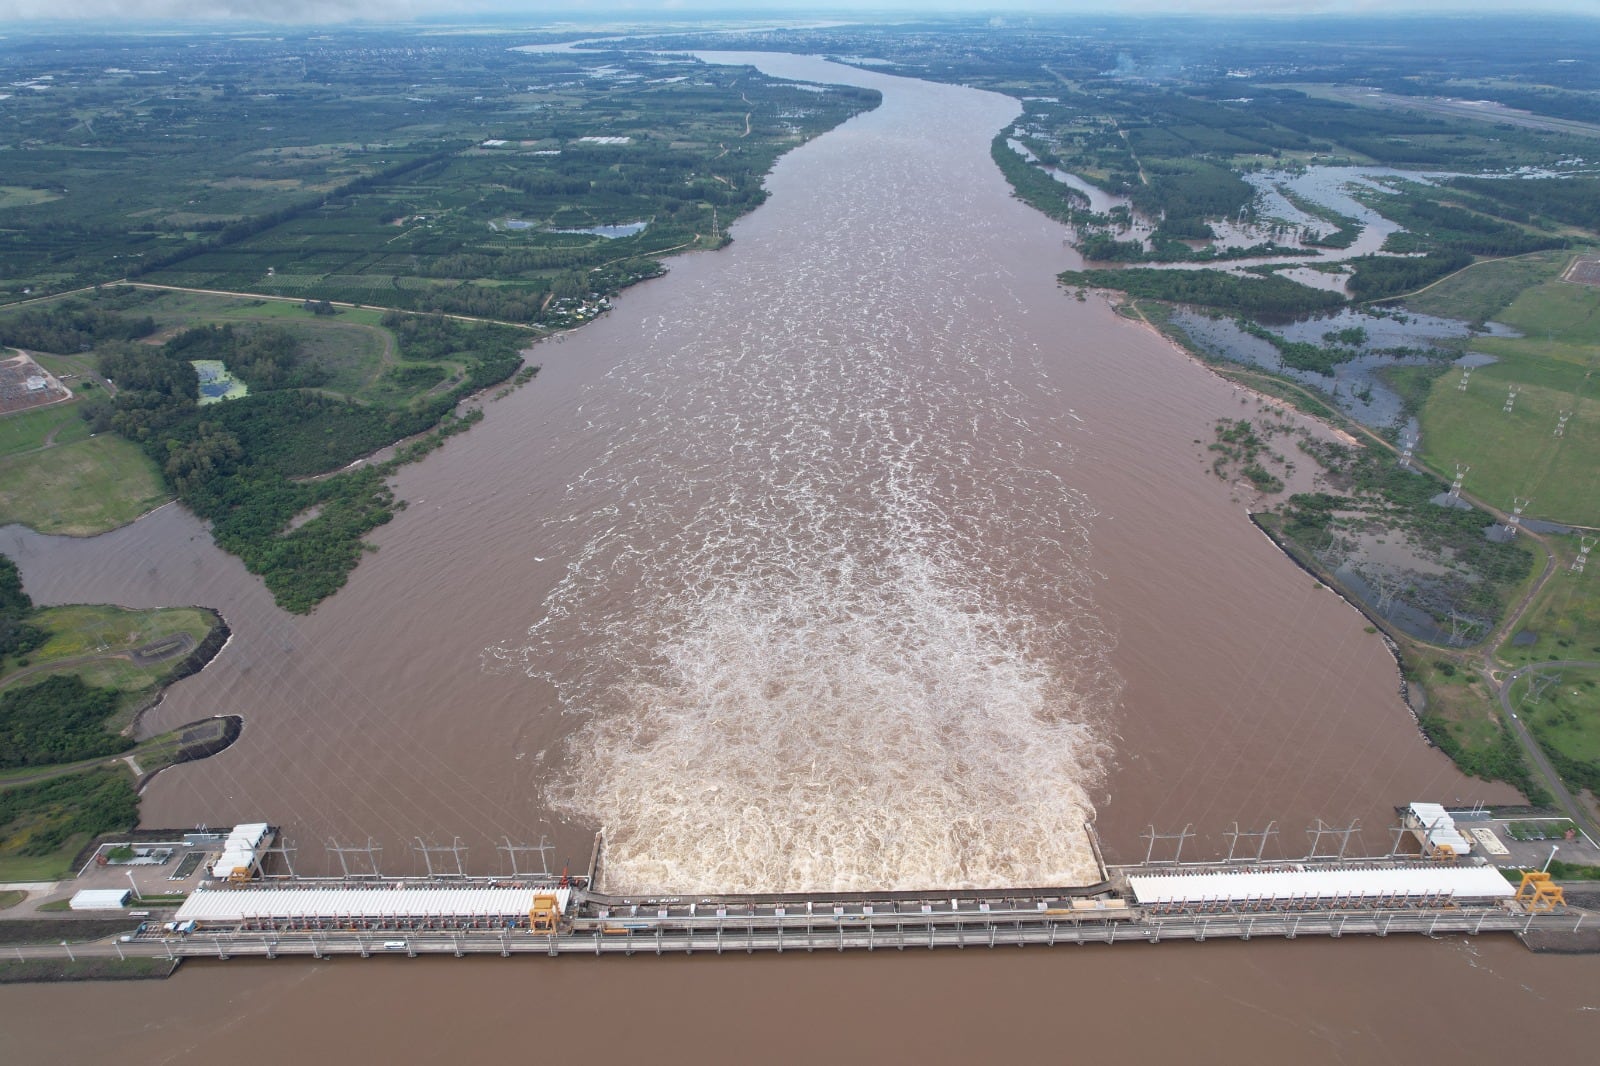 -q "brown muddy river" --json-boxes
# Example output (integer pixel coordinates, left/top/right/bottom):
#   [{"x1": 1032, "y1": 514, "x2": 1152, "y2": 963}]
[{"x1": 0, "y1": 54, "x2": 1591, "y2": 1060}]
